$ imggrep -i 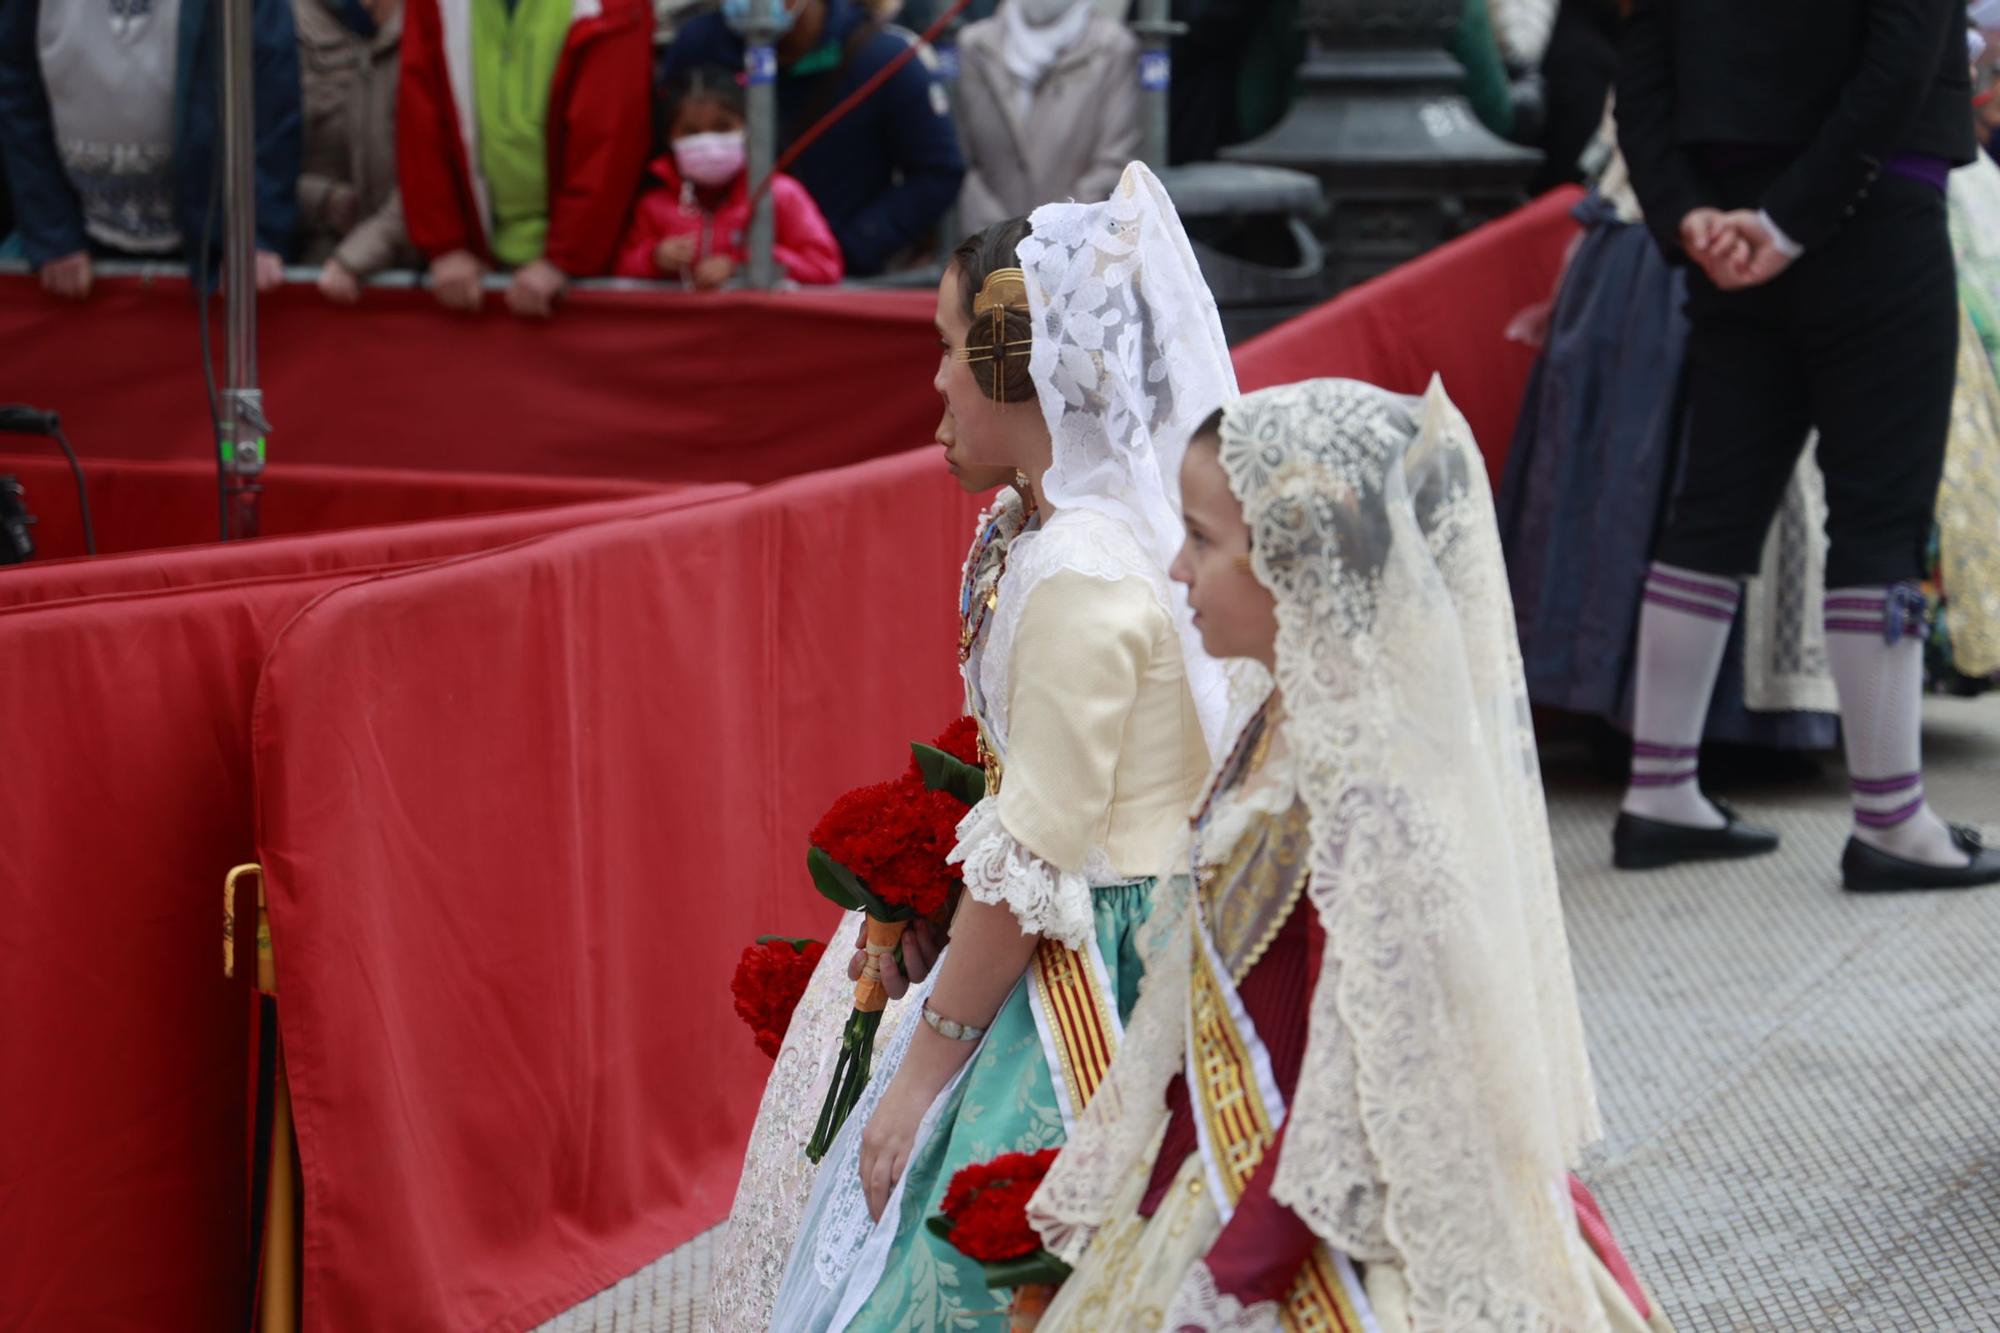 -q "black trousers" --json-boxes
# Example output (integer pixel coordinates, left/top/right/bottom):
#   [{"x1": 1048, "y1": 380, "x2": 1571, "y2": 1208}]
[{"x1": 1655, "y1": 170, "x2": 1959, "y2": 589}]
